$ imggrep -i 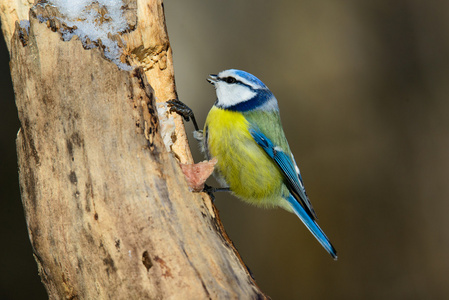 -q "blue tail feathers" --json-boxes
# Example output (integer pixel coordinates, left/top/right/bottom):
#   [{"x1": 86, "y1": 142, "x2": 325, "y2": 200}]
[{"x1": 286, "y1": 194, "x2": 337, "y2": 260}]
